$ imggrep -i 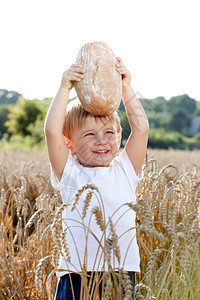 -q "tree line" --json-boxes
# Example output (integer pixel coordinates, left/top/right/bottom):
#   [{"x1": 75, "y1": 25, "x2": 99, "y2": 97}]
[{"x1": 0, "y1": 89, "x2": 200, "y2": 150}]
